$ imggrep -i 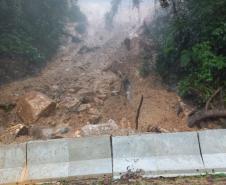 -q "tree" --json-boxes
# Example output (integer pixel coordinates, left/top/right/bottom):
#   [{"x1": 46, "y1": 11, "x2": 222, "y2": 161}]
[
  {"x1": 151, "y1": 0, "x2": 226, "y2": 104},
  {"x1": 0, "y1": 0, "x2": 86, "y2": 63}
]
